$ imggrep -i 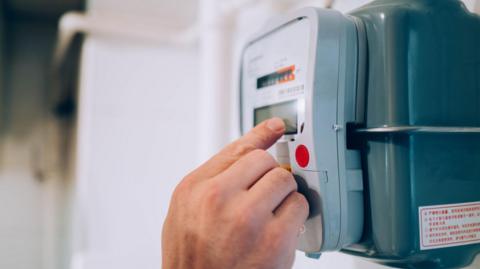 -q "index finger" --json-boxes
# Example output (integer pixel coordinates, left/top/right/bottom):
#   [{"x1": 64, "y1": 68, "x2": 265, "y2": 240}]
[{"x1": 186, "y1": 117, "x2": 286, "y2": 181}]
